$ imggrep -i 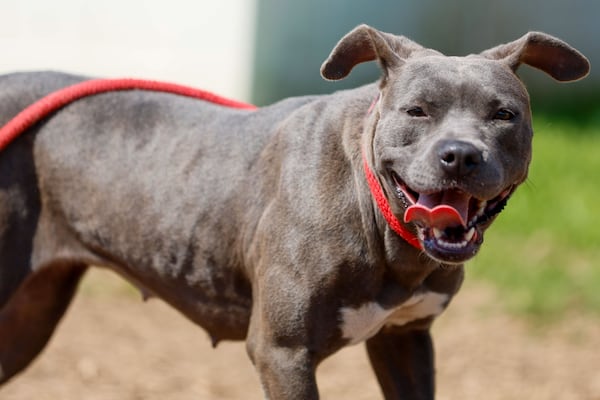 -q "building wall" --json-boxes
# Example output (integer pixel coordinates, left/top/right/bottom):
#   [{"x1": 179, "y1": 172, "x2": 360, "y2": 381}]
[
  {"x1": 252, "y1": 0, "x2": 597, "y2": 109},
  {"x1": 0, "y1": 0, "x2": 257, "y2": 101}
]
